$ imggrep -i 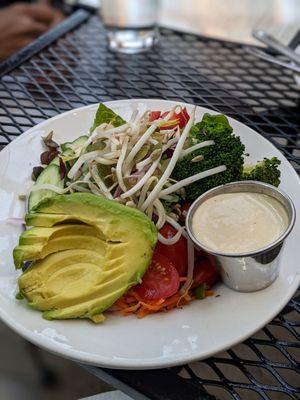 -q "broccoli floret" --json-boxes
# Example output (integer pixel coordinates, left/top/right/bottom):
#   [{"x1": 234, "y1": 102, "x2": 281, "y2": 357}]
[
  {"x1": 190, "y1": 113, "x2": 233, "y2": 138},
  {"x1": 242, "y1": 157, "x2": 281, "y2": 187},
  {"x1": 172, "y1": 113, "x2": 245, "y2": 201}
]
